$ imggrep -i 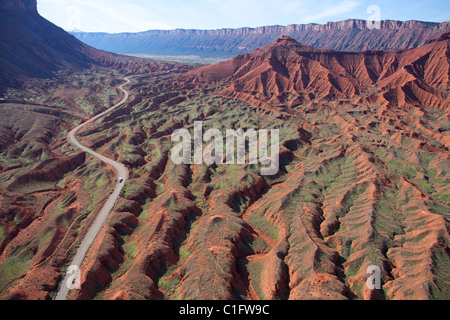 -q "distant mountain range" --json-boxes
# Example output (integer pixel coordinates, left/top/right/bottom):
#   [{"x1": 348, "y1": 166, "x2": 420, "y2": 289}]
[{"x1": 72, "y1": 20, "x2": 450, "y2": 59}]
